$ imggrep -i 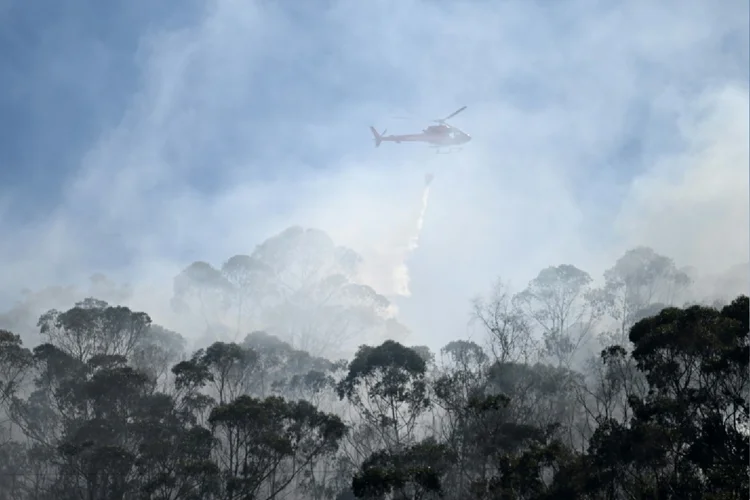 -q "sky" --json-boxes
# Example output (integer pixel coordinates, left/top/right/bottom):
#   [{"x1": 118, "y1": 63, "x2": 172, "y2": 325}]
[{"x1": 0, "y1": 0, "x2": 748, "y2": 352}]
